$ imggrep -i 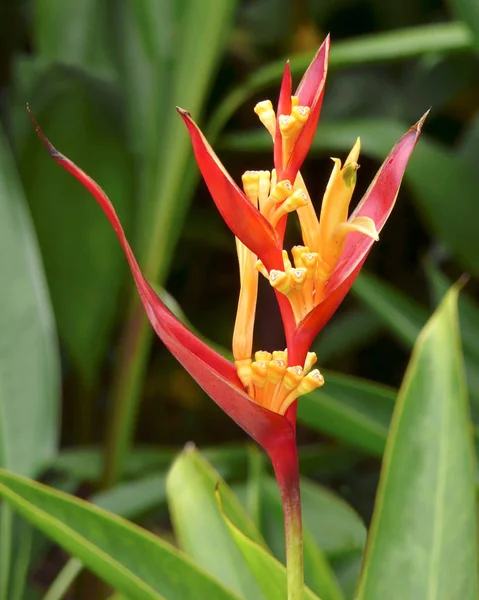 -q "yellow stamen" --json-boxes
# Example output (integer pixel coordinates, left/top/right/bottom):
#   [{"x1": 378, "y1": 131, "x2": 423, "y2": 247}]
[
  {"x1": 279, "y1": 369, "x2": 324, "y2": 415},
  {"x1": 235, "y1": 358, "x2": 254, "y2": 396},
  {"x1": 254, "y1": 100, "x2": 276, "y2": 138},
  {"x1": 258, "y1": 171, "x2": 271, "y2": 213},
  {"x1": 291, "y1": 105, "x2": 310, "y2": 126},
  {"x1": 251, "y1": 360, "x2": 268, "y2": 405},
  {"x1": 233, "y1": 172, "x2": 261, "y2": 377},
  {"x1": 255, "y1": 350, "x2": 272, "y2": 363},
  {"x1": 270, "y1": 189, "x2": 309, "y2": 227},
  {"x1": 282, "y1": 249, "x2": 292, "y2": 271},
  {"x1": 269, "y1": 269, "x2": 292, "y2": 295},
  {"x1": 303, "y1": 352, "x2": 317, "y2": 373},
  {"x1": 278, "y1": 114, "x2": 297, "y2": 138},
  {"x1": 241, "y1": 171, "x2": 260, "y2": 205},
  {"x1": 255, "y1": 259, "x2": 269, "y2": 279},
  {"x1": 290, "y1": 268, "x2": 307, "y2": 290},
  {"x1": 294, "y1": 172, "x2": 320, "y2": 251}
]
